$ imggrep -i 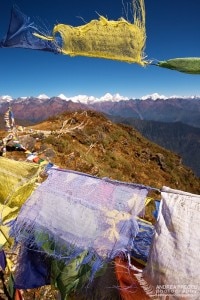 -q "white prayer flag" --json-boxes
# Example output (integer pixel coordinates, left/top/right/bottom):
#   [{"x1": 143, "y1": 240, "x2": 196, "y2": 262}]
[{"x1": 144, "y1": 186, "x2": 200, "y2": 299}]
